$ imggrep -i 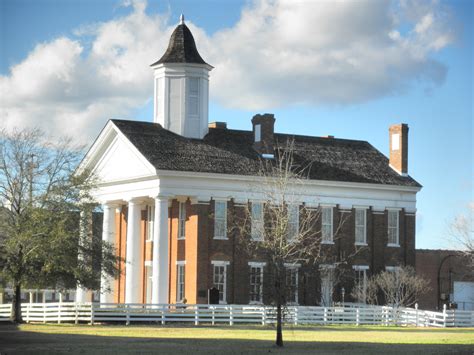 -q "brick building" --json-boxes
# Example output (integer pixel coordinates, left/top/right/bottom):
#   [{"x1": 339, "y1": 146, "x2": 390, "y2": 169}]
[
  {"x1": 416, "y1": 249, "x2": 474, "y2": 310},
  {"x1": 77, "y1": 17, "x2": 422, "y2": 306}
]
